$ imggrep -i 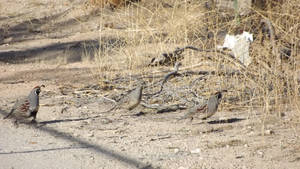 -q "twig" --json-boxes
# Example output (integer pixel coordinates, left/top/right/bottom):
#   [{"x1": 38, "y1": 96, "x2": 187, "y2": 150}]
[
  {"x1": 156, "y1": 104, "x2": 186, "y2": 114},
  {"x1": 148, "y1": 62, "x2": 182, "y2": 96},
  {"x1": 141, "y1": 103, "x2": 186, "y2": 113}
]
